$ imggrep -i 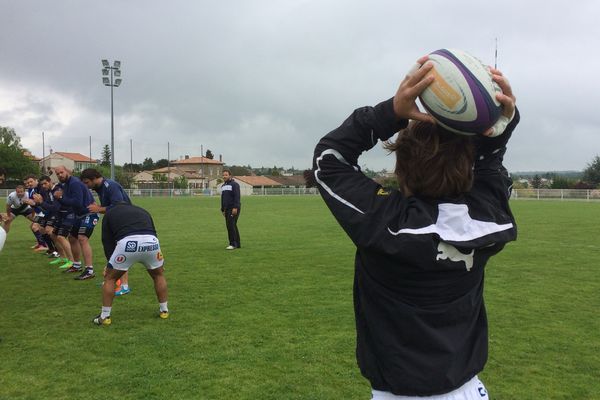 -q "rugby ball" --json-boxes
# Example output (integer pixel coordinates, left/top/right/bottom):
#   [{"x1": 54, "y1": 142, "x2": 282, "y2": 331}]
[
  {"x1": 419, "y1": 49, "x2": 502, "y2": 135},
  {"x1": 0, "y1": 226, "x2": 6, "y2": 253}
]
